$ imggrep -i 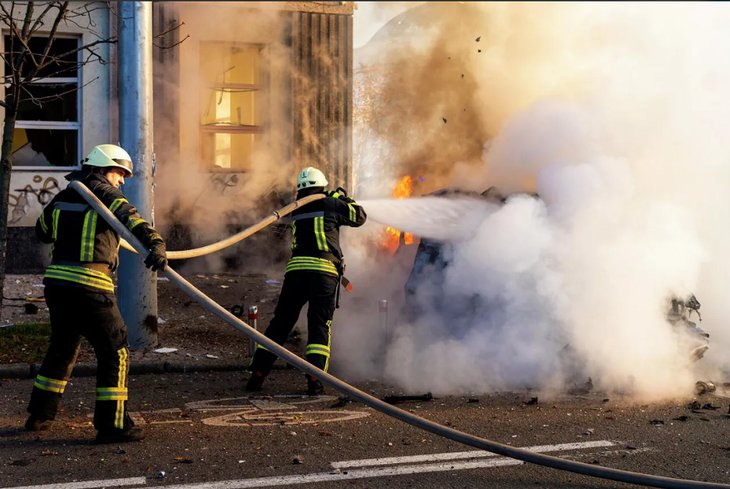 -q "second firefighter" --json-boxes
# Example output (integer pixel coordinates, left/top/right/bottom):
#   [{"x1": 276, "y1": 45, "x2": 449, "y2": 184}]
[{"x1": 247, "y1": 167, "x2": 367, "y2": 395}]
